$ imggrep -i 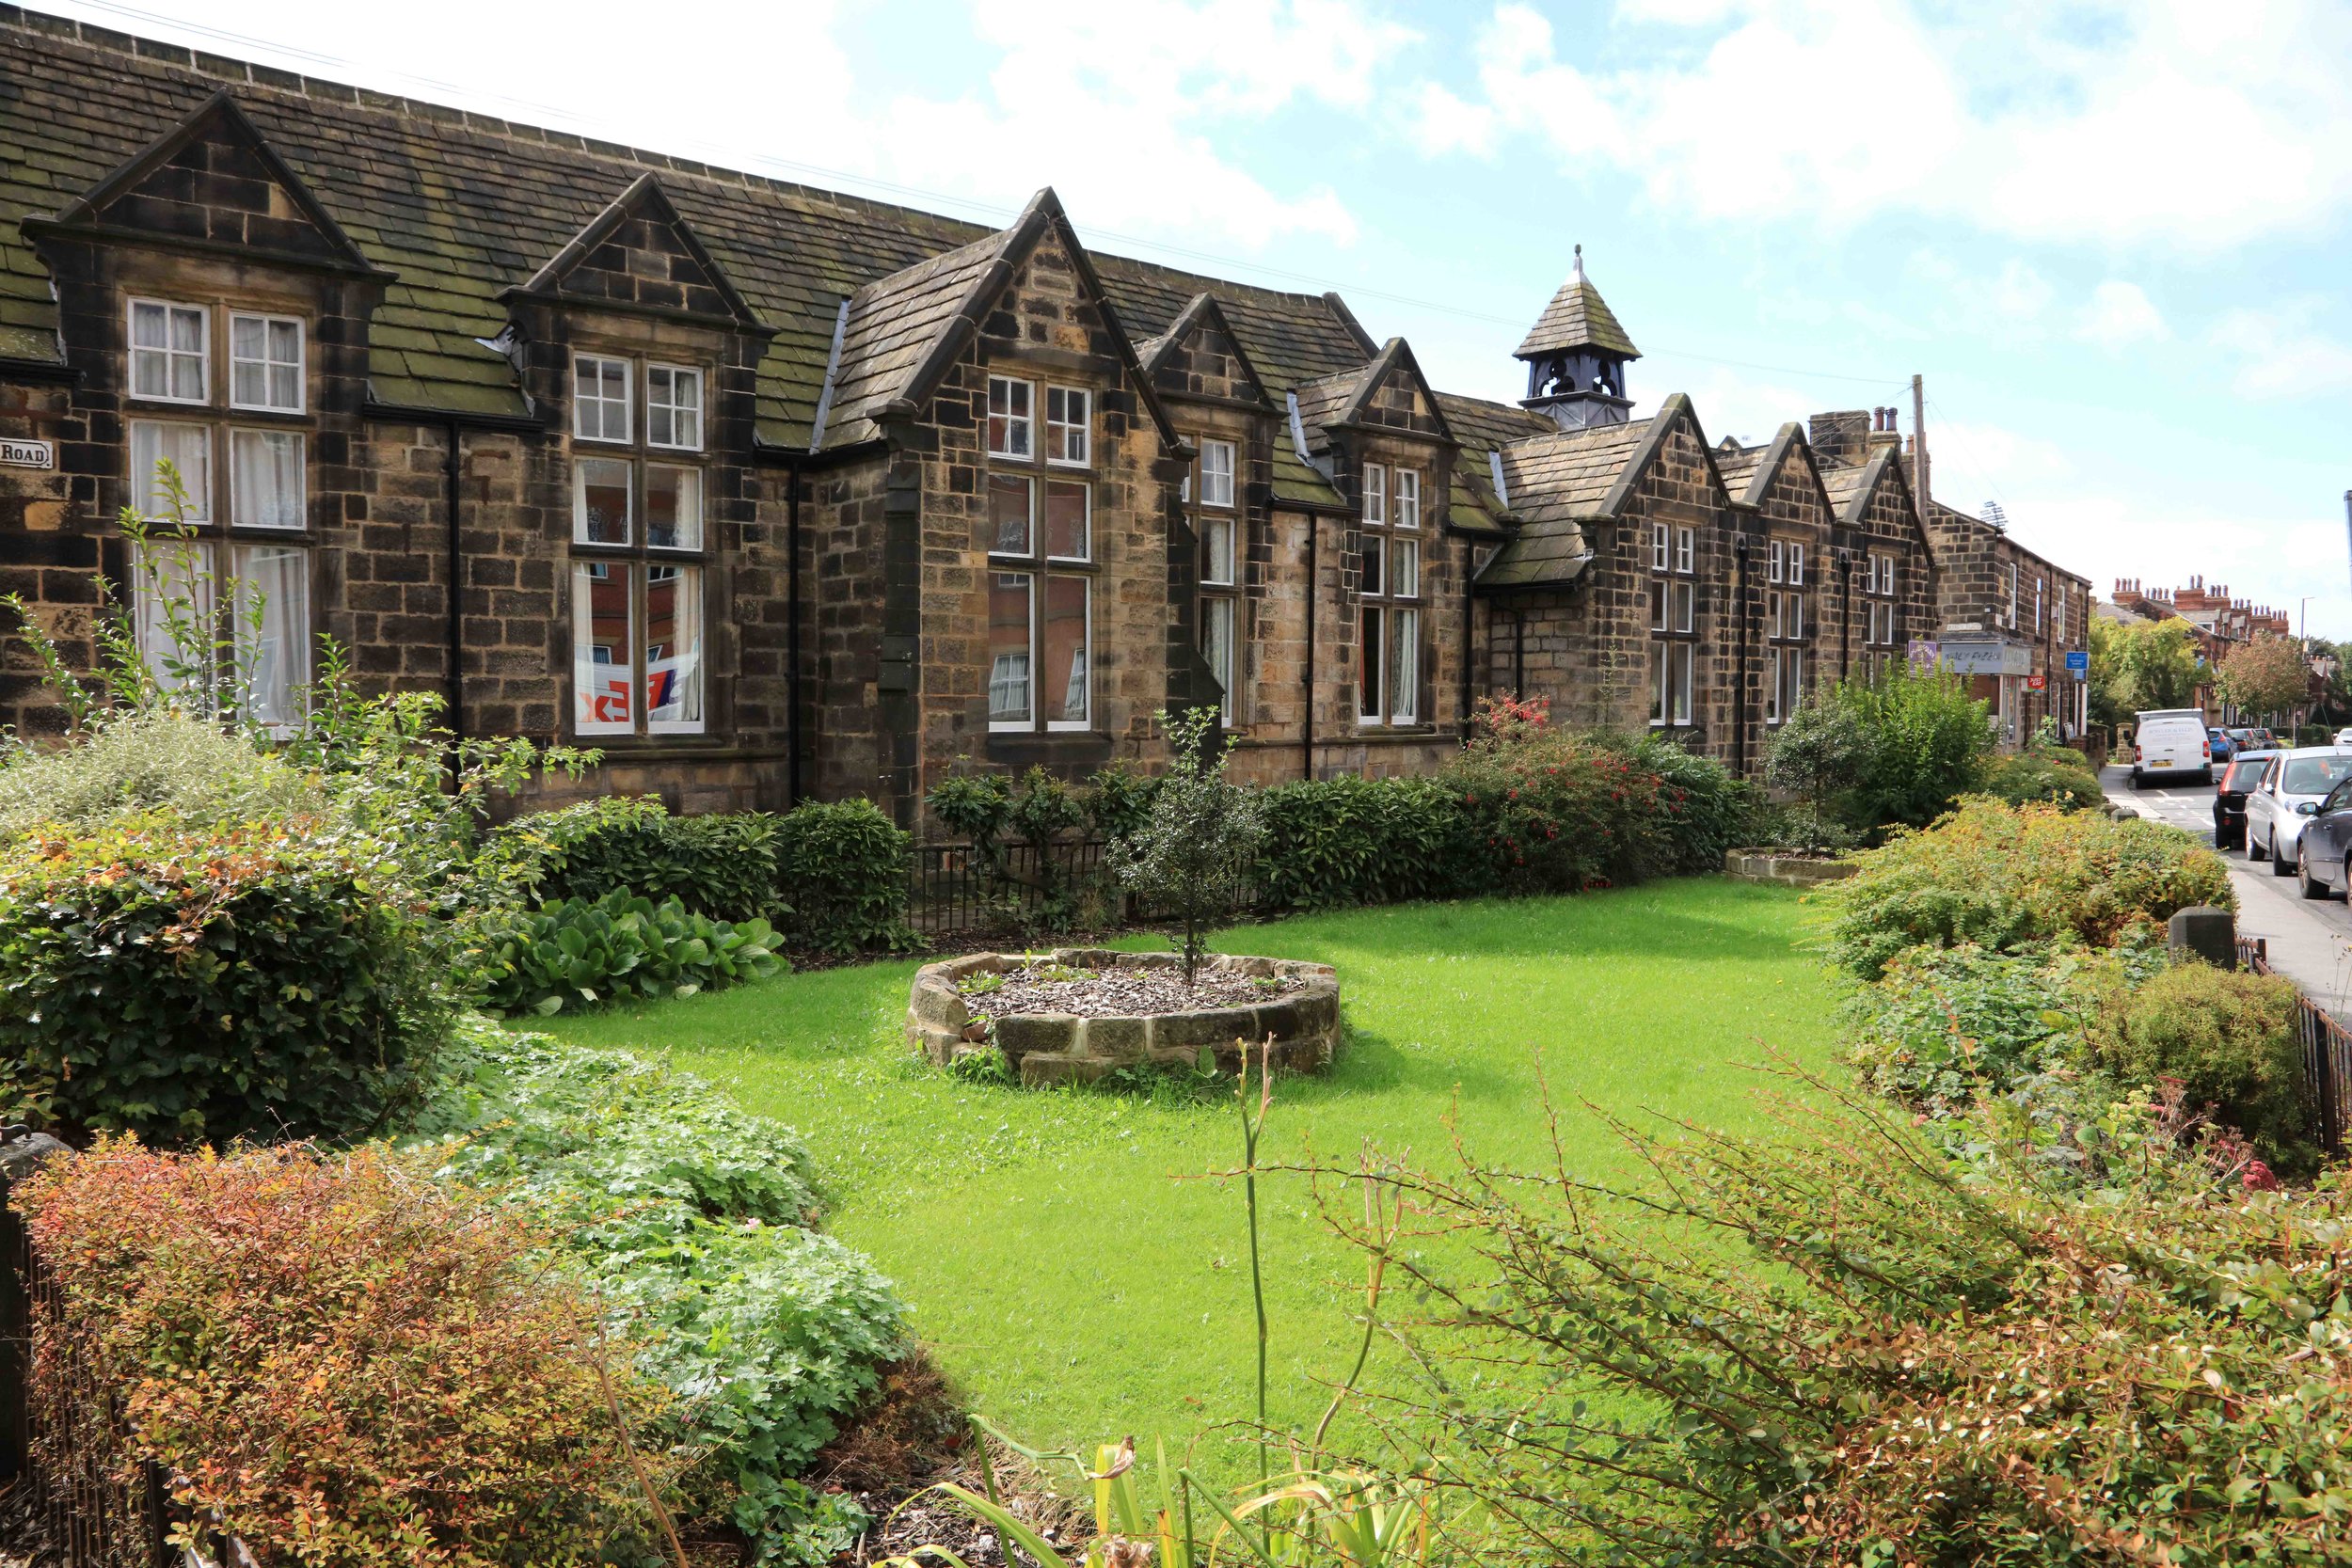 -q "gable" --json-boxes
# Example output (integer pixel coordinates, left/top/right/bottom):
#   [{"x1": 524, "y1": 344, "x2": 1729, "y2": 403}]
[
  {"x1": 1596, "y1": 394, "x2": 1732, "y2": 519},
  {"x1": 42, "y1": 89, "x2": 377, "y2": 274},
  {"x1": 511, "y1": 174, "x2": 762, "y2": 326},
  {"x1": 1743, "y1": 425, "x2": 1835, "y2": 522},
  {"x1": 1140, "y1": 293, "x2": 1272, "y2": 409},
  {"x1": 1335, "y1": 338, "x2": 1455, "y2": 445}
]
